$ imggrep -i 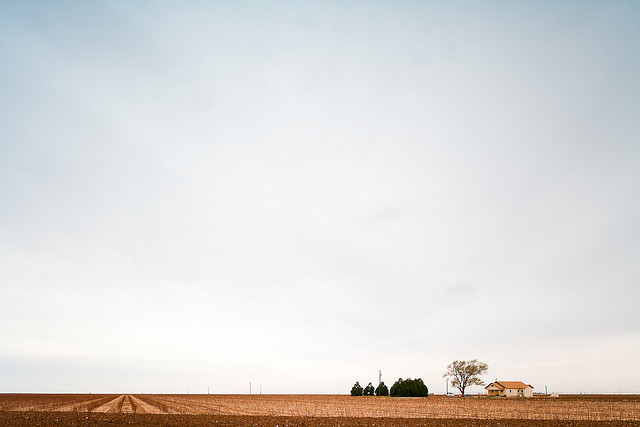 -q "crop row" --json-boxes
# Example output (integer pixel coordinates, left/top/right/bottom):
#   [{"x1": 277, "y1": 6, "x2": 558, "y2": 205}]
[{"x1": 0, "y1": 394, "x2": 117, "y2": 412}]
